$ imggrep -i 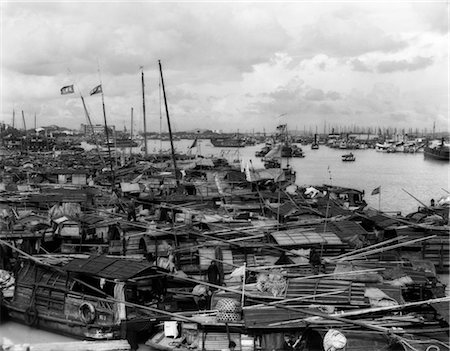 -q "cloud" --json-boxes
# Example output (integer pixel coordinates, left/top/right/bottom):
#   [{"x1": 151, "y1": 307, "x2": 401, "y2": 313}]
[
  {"x1": 376, "y1": 56, "x2": 433, "y2": 73},
  {"x1": 3, "y1": 3, "x2": 289, "y2": 77},
  {"x1": 1, "y1": 2, "x2": 447, "y2": 132},
  {"x1": 293, "y1": 11, "x2": 408, "y2": 58},
  {"x1": 350, "y1": 59, "x2": 373, "y2": 72},
  {"x1": 412, "y1": 2, "x2": 449, "y2": 34}
]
